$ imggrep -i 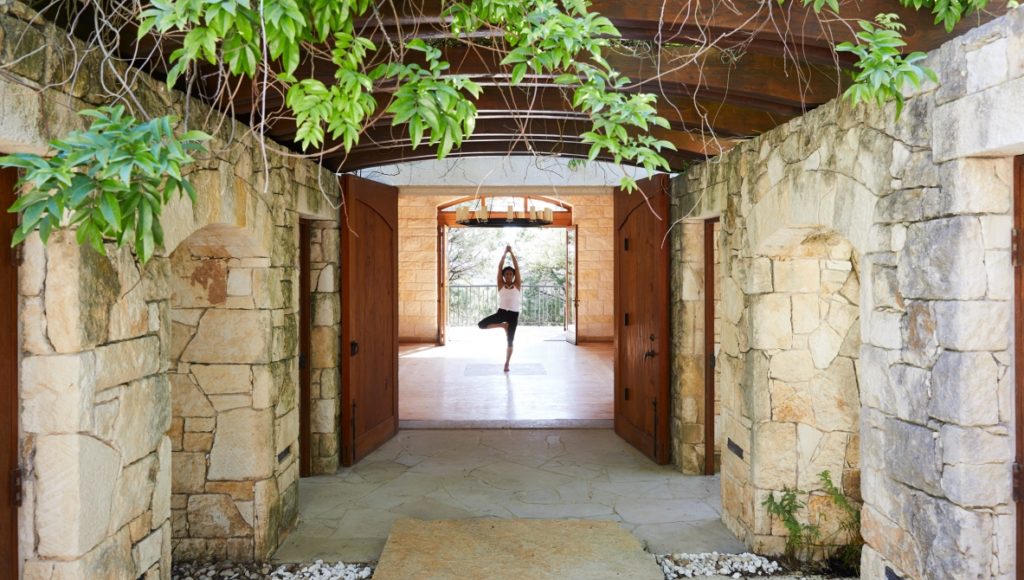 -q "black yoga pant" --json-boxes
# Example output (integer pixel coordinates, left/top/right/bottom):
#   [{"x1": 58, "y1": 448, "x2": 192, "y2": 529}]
[{"x1": 478, "y1": 309, "x2": 520, "y2": 346}]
